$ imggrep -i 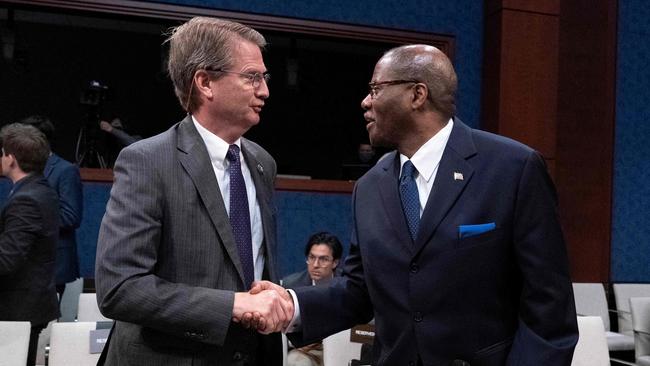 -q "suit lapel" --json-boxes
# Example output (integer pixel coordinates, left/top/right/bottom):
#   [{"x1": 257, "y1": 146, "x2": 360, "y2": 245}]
[
  {"x1": 377, "y1": 152, "x2": 415, "y2": 254},
  {"x1": 175, "y1": 117, "x2": 246, "y2": 285},
  {"x1": 414, "y1": 119, "x2": 477, "y2": 255}
]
